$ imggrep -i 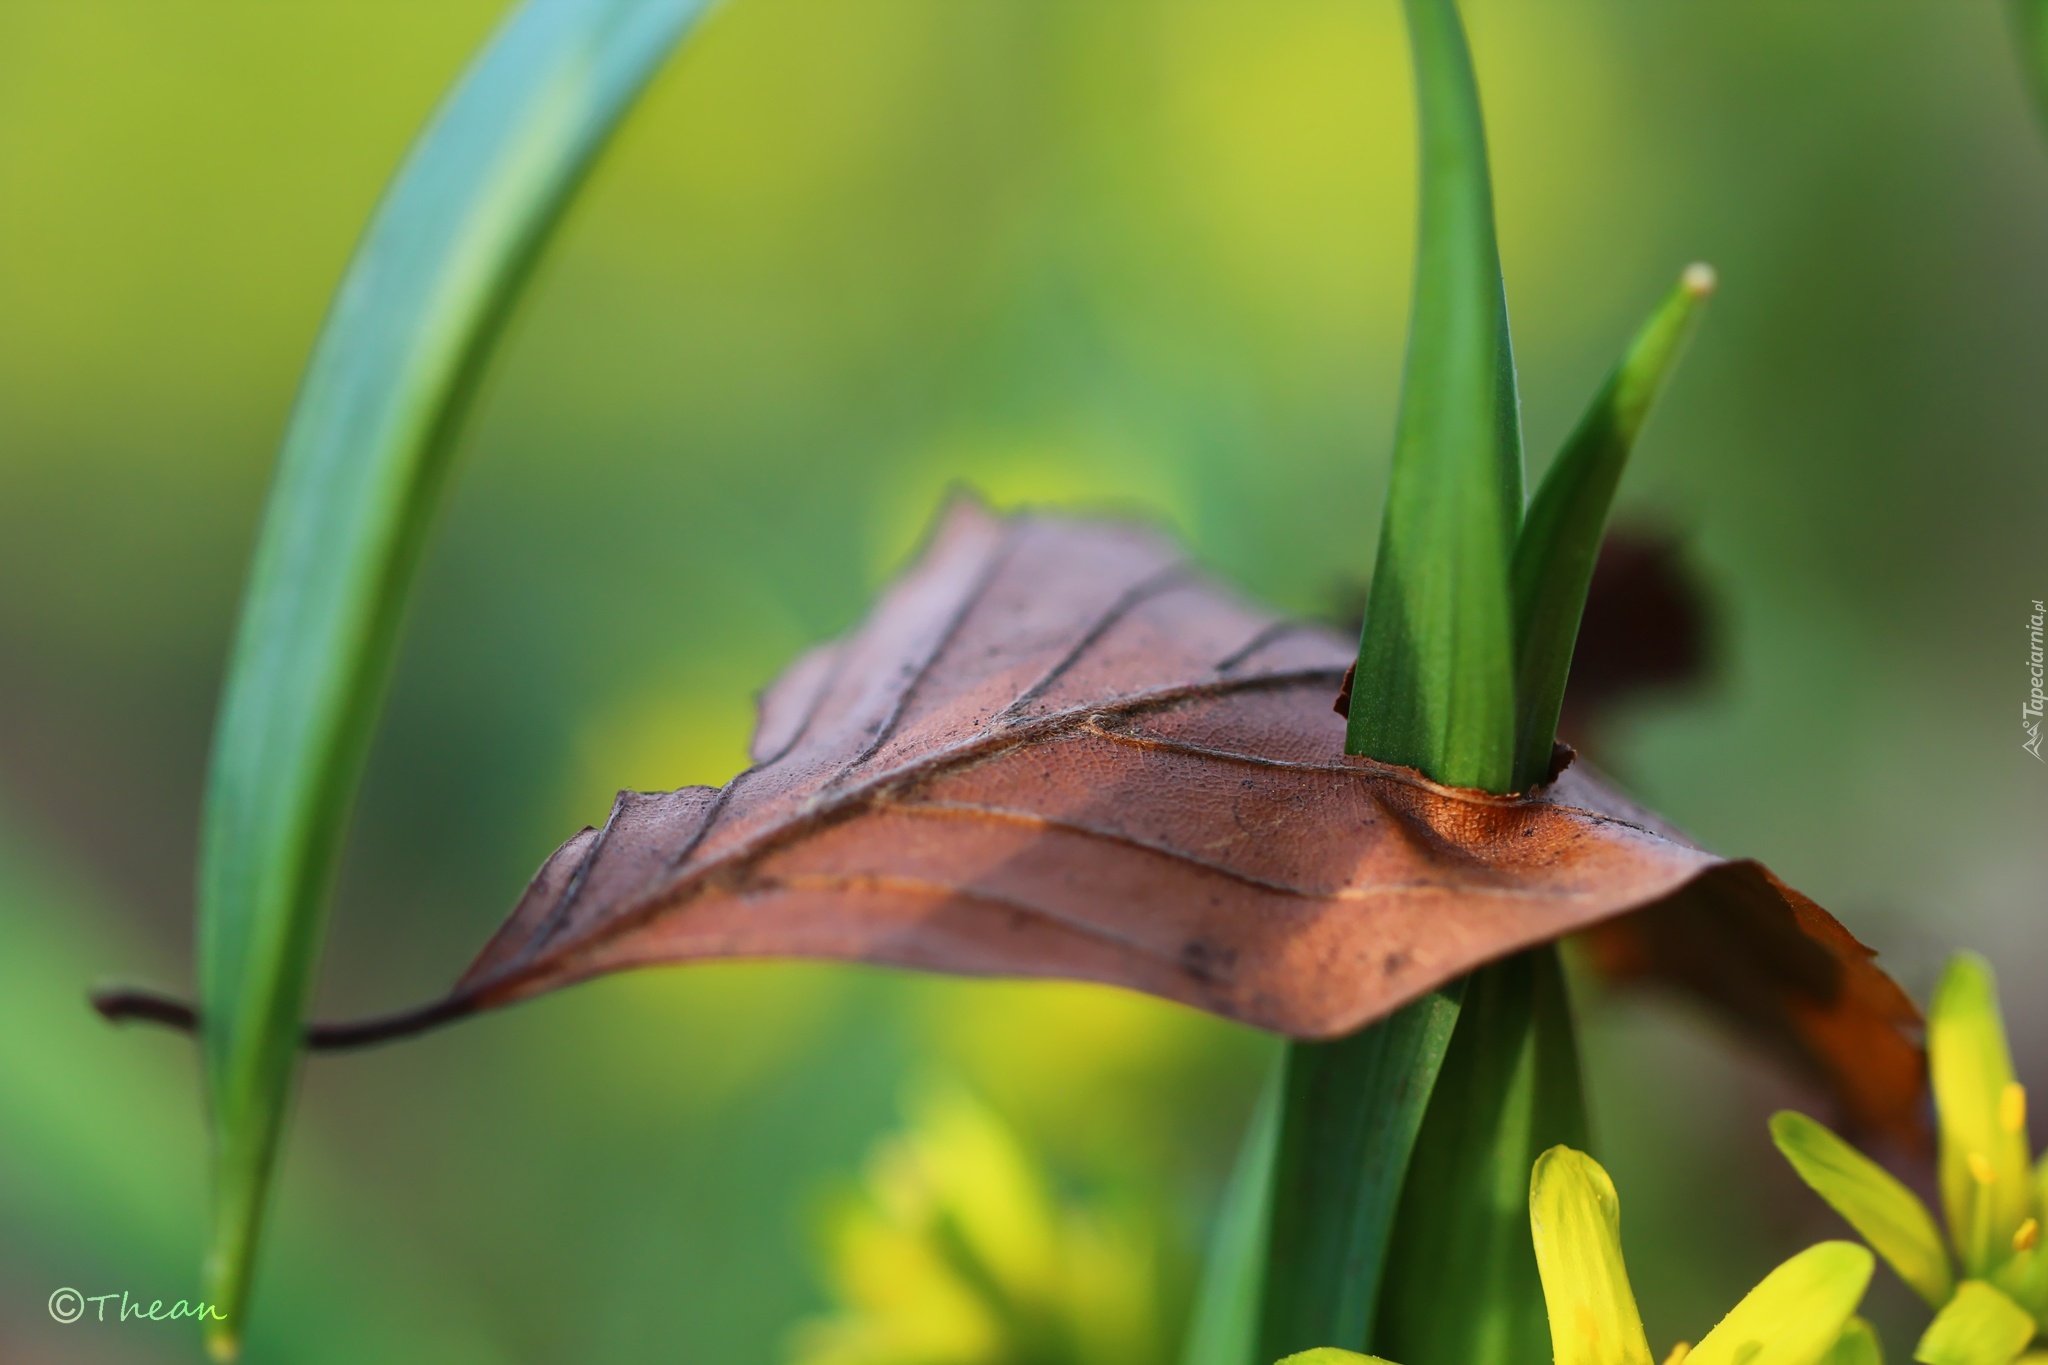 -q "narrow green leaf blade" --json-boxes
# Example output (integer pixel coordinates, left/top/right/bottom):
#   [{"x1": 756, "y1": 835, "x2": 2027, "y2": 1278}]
[
  {"x1": 1276, "y1": 1353, "x2": 1395, "y2": 1365},
  {"x1": 1769, "y1": 1109, "x2": 1955, "y2": 1307},
  {"x1": 1930, "y1": 955, "x2": 2034, "y2": 1277},
  {"x1": 1688, "y1": 1242, "x2": 1876, "y2": 1365},
  {"x1": 1376, "y1": 945, "x2": 1588, "y2": 1365},
  {"x1": 194, "y1": 0, "x2": 715, "y2": 1354},
  {"x1": 1508, "y1": 265, "x2": 1714, "y2": 789},
  {"x1": 1257, "y1": 988, "x2": 1465, "y2": 1360},
  {"x1": 1529, "y1": 1146, "x2": 1656, "y2": 1365},
  {"x1": 1915, "y1": 1281, "x2": 2039, "y2": 1365},
  {"x1": 1348, "y1": 0, "x2": 1522, "y2": 792},
  {"x1": 1182, "y1": 1063, "x2": 1283, "y2": 1365},
  {"x1": 2011, "y1": 2, "x2": 2048, "y2": 133}
]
